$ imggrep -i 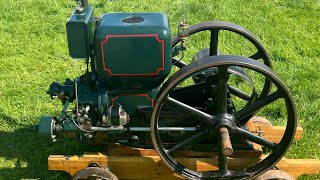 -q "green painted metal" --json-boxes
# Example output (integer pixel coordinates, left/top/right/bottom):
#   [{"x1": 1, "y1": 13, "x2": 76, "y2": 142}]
[
  {"x1": 94, "y1": 12, "x2": 172, "y2": 91},
  {"x1": 66, "y1": 4, "x2": 95, "y2": 59},
  {"x1": 38, "y1": 116, "x2": 56, "y2": 140},
  {"x1": 110, "y1": 89, "x2": 157, "y2": 115},
  {"x1": 63, "y1": 120, "x2": 78, "y2": 132}
]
